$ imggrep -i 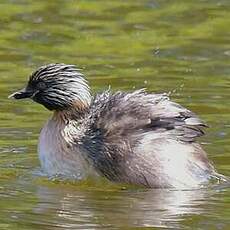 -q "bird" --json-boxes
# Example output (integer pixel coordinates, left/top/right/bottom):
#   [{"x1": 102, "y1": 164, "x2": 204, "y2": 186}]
[{"x1": 9, "y1": 63, "x2": 227, "y2": 189}]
